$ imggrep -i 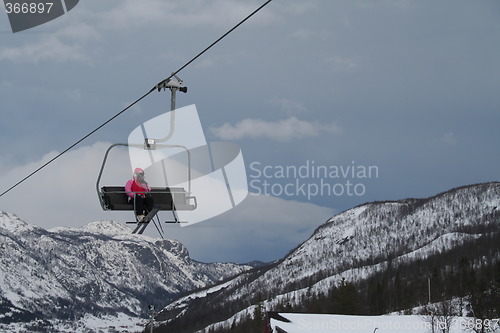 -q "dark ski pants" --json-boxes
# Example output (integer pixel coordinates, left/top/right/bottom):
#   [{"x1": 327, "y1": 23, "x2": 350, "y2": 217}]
[{"x1": 134, "y1": 195, "x2": 154, "y2": 216}]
